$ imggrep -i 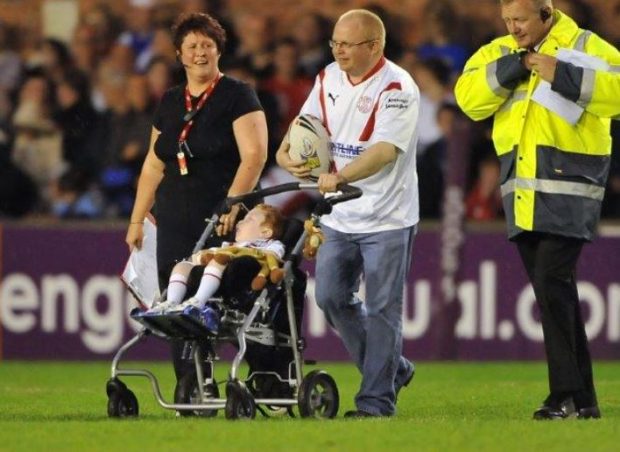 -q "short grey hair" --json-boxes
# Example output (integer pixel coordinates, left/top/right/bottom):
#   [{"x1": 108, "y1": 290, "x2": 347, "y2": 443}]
[
  {"x1": 338, "y1": 9, "x2": 386, "y2": 50},
  {"x1": 499, "y1": 0, "x2": 552, "y2": 8}
]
